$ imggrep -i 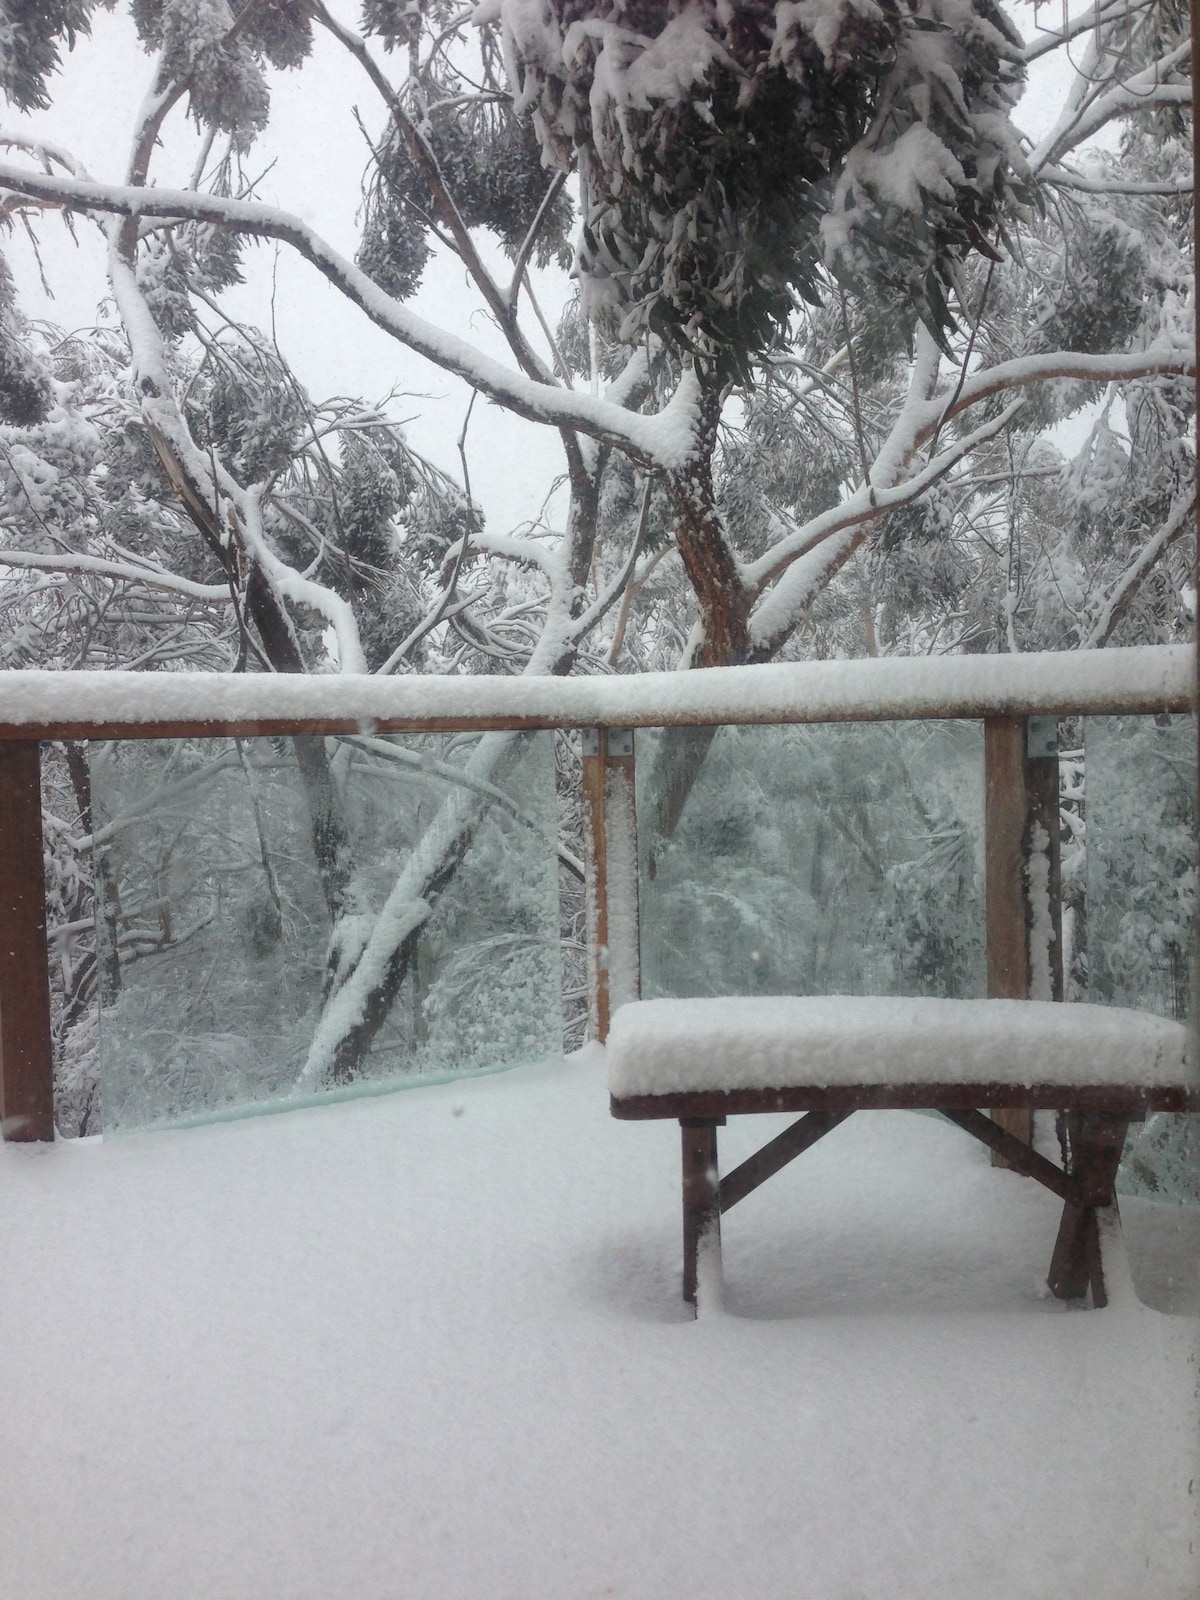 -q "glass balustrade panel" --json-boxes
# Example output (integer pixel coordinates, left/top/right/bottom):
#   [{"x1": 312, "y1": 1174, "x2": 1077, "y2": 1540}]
[
  {"x1": 91, "y1": 729, "x2": 563, "y2": 1131},
  {"x1": 1085, "y1": 712, "x2": 1197, "y2": 1208},
  {"x1": 637, "y1": 719, "x2": 986, "y2": 1002}
]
